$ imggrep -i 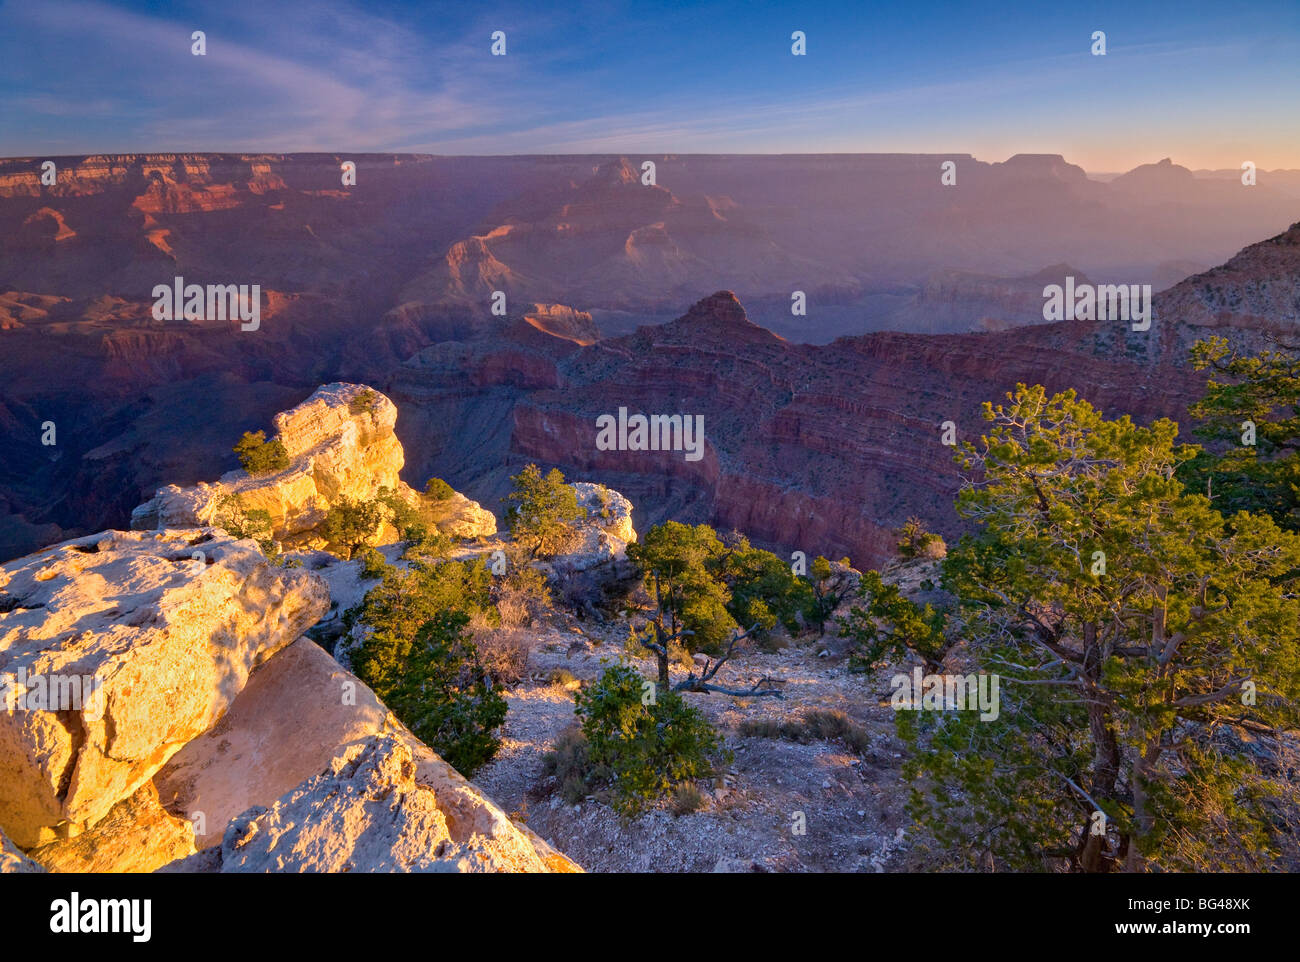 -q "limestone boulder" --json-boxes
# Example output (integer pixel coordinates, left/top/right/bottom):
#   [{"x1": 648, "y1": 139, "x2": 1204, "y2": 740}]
[
  {"x1": 549, "y1": 482, "x2": 636, "y2": 575},
  {"x1": 0, "y1": 528, "x2": 328, "y2": 847},
  {"x1": 154, "y1": 637, "x2": 578, "y2": 872}
]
